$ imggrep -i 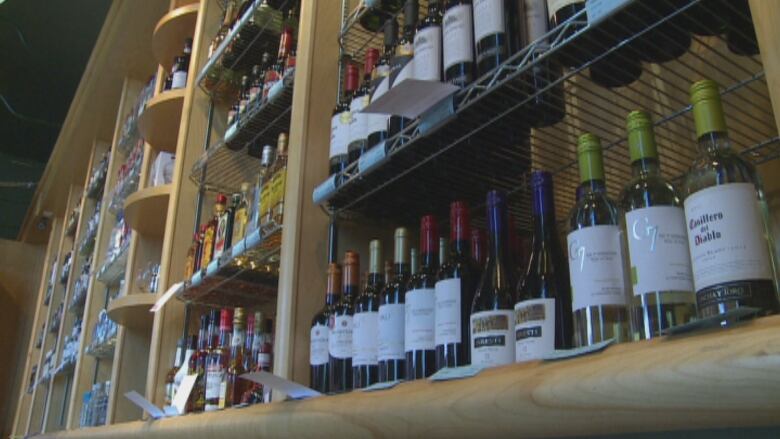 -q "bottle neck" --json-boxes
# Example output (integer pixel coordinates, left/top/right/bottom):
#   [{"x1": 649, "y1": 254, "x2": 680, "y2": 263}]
[
  {"x1": 325, "y1": 292, "x2": 339, "y2": 307},
  {"x1": 451, "y1": 239, "x2": 470, "y2": 259},
  {"x1": 343, "y1": 284, "x2": 359, "y2": 298},
  {"x1": 218, "y1": 327, "x2": 231, "y2": 347},
  {"x1": 367, "y1": 272, "x2": 383, "y2": 287},
  {"x1": 420, "y1": 252, "x2": 438, "y2": 273},
  {"x1": 532, "y1": 211, "x2": 557, "y2": 246},
  {"x1": 630, "y1": 157, "x2": 660, "y2": 178},
  {"x1": 697, "y1": 130, "x2": 730, "y2": 155},
  {"x1": 394, "y1": 262, "x2": 409, "y2": 278},
  {"x1": 197, "y1": 328, "x2": 207, "y2": 350},
  {"x1": 580, "y1": 179, "x2": 606, "y2": 195}
]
